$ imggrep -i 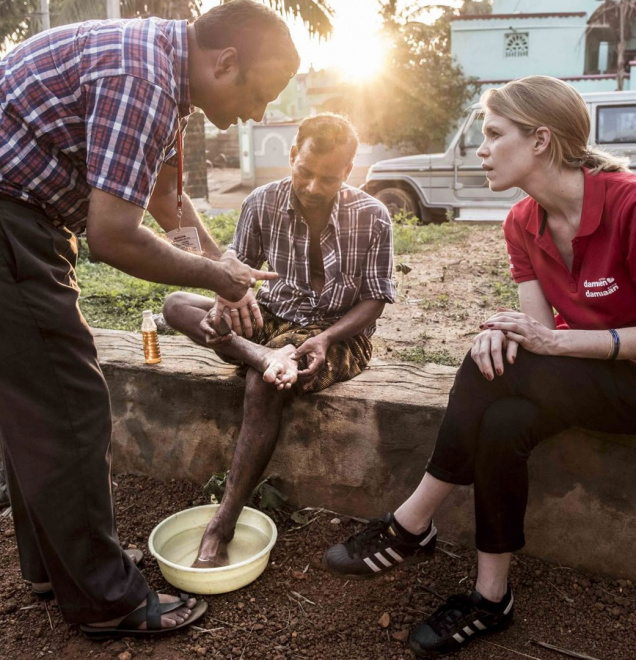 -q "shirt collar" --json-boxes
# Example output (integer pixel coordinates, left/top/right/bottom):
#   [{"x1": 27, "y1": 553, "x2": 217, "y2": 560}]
[
  {"x1": 285, "y1": 179, "x2": 343, "y2": 228},
  {"x1": 525, "y1": 168, "x2": 605, "y2": 237}
]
